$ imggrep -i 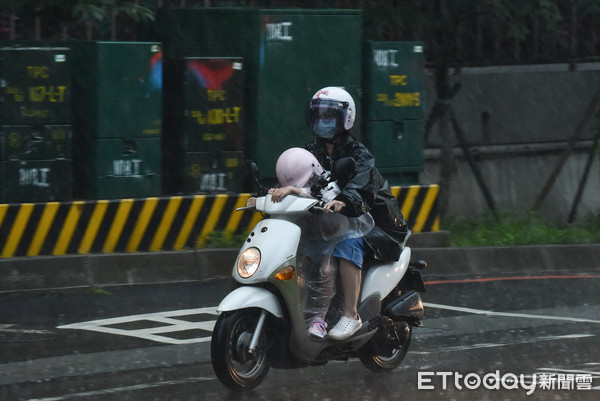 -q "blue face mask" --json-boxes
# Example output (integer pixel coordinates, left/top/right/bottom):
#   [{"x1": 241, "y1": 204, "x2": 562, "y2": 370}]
[{"x1": 313, "y1": 118, "x2": 338, "y2": 138}]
